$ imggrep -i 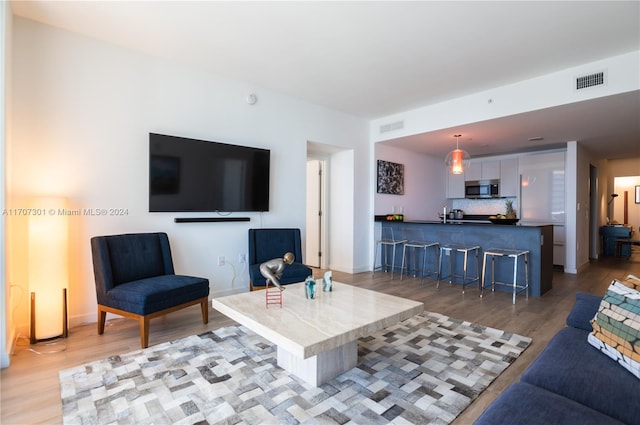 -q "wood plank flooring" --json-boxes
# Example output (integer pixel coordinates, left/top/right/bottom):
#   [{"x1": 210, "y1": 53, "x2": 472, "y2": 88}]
[{"x1": 2, "y1": 251, "x2": 639, "y2": 425}]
